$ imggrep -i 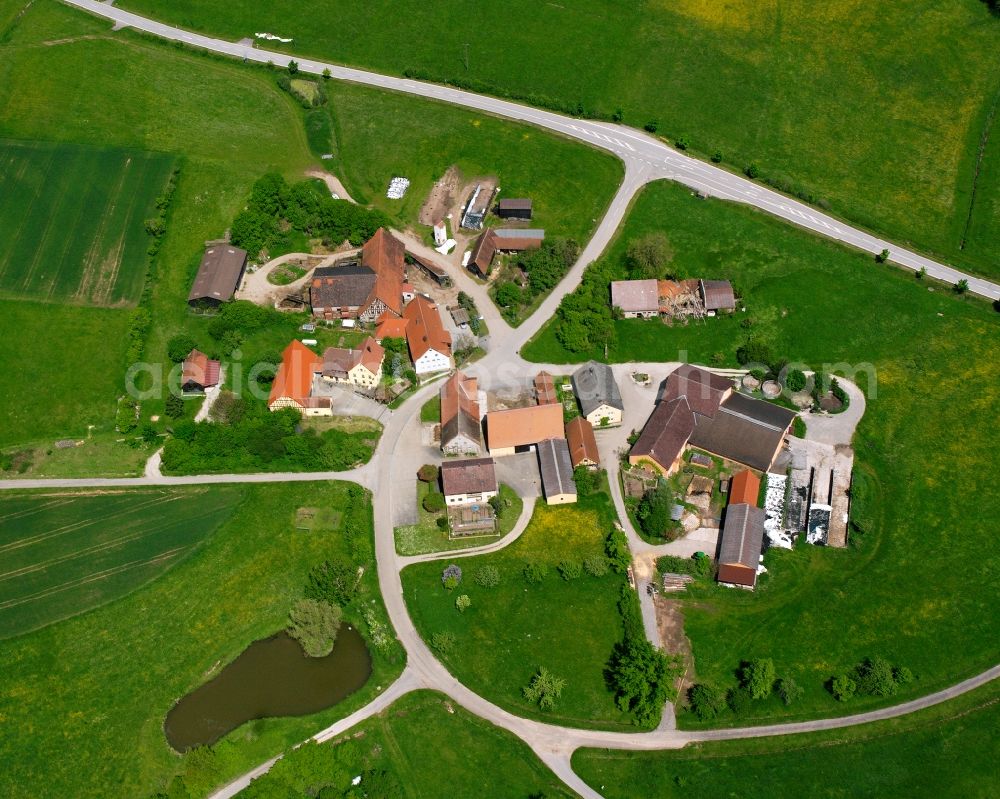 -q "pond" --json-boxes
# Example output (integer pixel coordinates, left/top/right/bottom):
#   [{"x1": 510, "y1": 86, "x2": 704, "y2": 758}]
[{"x1": 164, "y1": 626, "x2": 372, "y2": 751}]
